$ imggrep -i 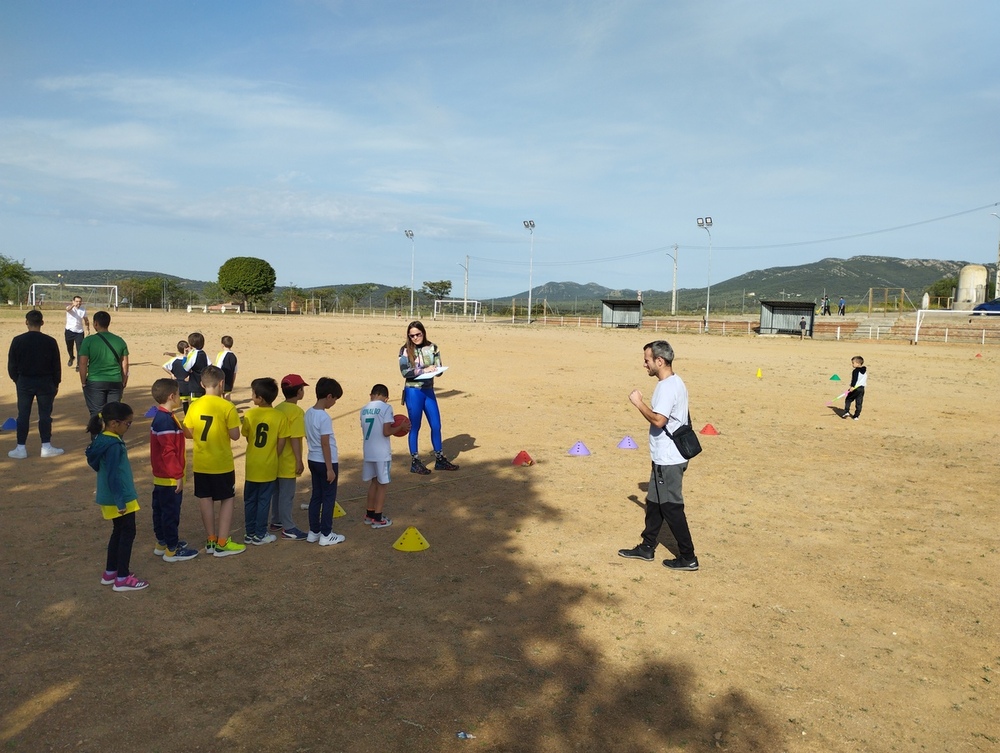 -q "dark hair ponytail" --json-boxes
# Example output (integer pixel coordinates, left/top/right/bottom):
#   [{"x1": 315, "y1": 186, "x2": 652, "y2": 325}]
[{"x1": 86, "y1": 401, "x2": 133, "y2": 436}]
